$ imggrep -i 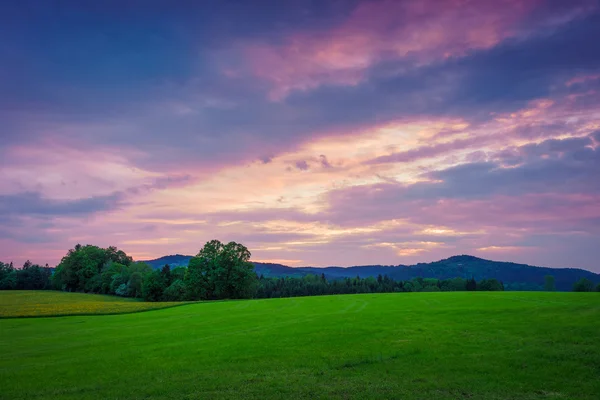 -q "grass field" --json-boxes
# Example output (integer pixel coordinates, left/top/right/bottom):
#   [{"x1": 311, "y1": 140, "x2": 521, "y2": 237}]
[
  {"x1": 0, "y1": 291, "x2": 189, "y2": 318},
  {"x1": 1, "y1": 292, "x2": 599, "y2": 399}
]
